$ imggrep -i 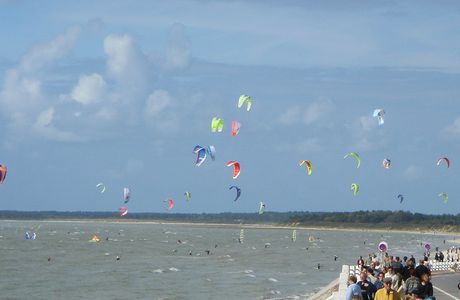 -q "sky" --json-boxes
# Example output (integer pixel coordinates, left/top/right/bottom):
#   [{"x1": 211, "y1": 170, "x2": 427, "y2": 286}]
[{"x1": 0, "y1": 0, "x2": 460, "y2": 214}]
